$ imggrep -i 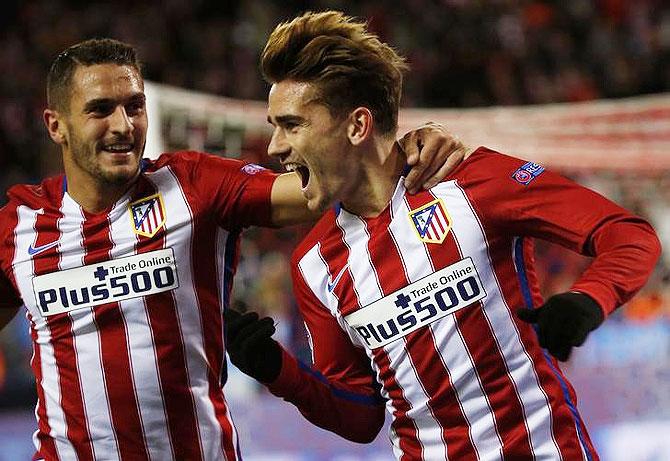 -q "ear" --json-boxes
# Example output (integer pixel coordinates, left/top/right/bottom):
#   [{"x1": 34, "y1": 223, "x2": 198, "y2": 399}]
[
  {"x1": 43, "y1": 109, "x2": 68, "y2": 146},
  {"x1": 347, "y1": 107, "x2": 373, "y2": 146}
]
